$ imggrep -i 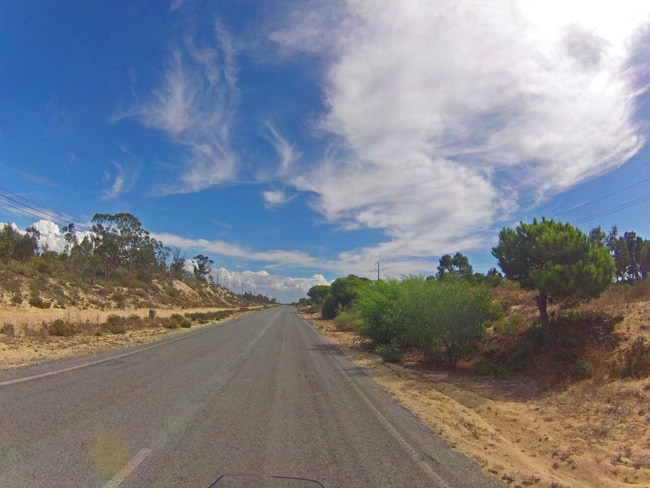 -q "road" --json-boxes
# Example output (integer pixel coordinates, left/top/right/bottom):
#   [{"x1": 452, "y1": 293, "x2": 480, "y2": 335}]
[{"x1": 0, "y1": 306, "x2": 504, "y2": 487}]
